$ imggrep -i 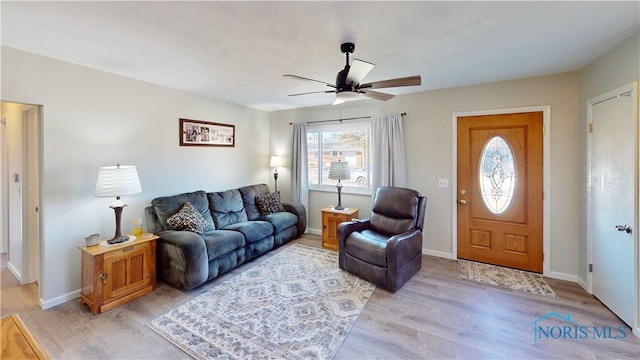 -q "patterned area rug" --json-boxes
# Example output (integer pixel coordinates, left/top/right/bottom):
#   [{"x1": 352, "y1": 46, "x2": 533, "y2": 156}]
[
  {"x1": 149, "y1": 244, "x2": 376, "y2": 359},
  {"x1": 458, "y1": 260, "x2": 559, "y2": 299}
]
